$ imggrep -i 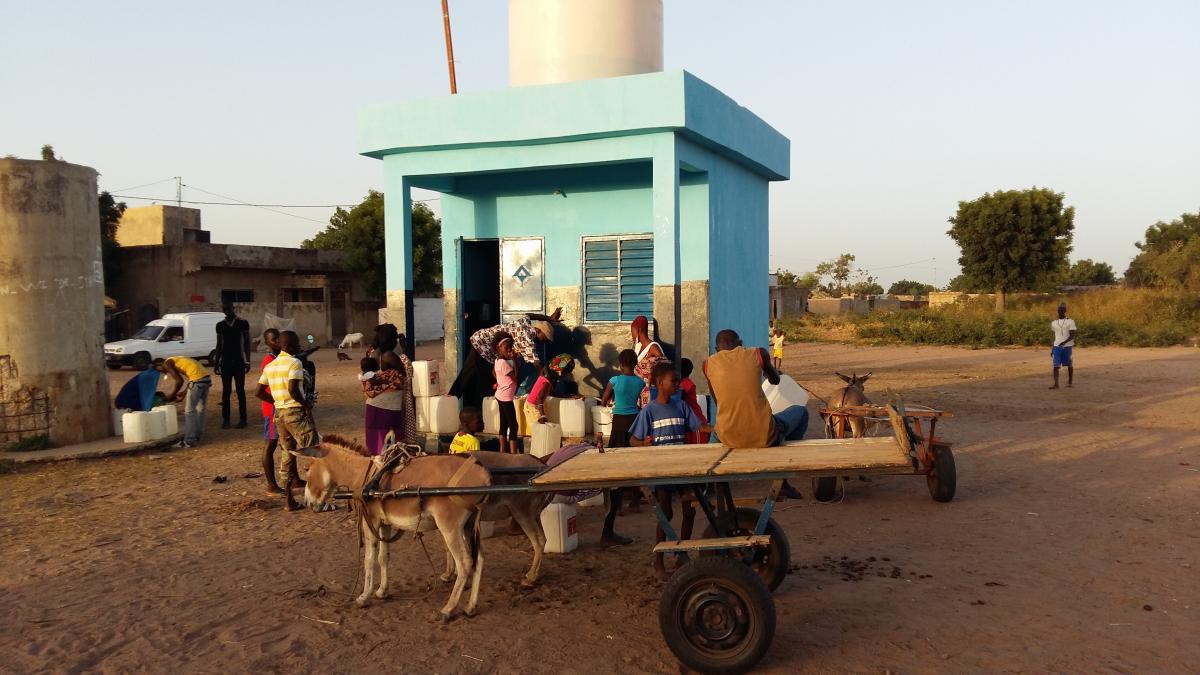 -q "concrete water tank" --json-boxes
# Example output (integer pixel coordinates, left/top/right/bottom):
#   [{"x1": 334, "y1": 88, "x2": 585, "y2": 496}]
[
  {"x1": 0, "y1": 158, "x2": 112, "y2": 447},
  {"x1": 508, "y1": 0, "x2": 663, "y2": 87}
]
